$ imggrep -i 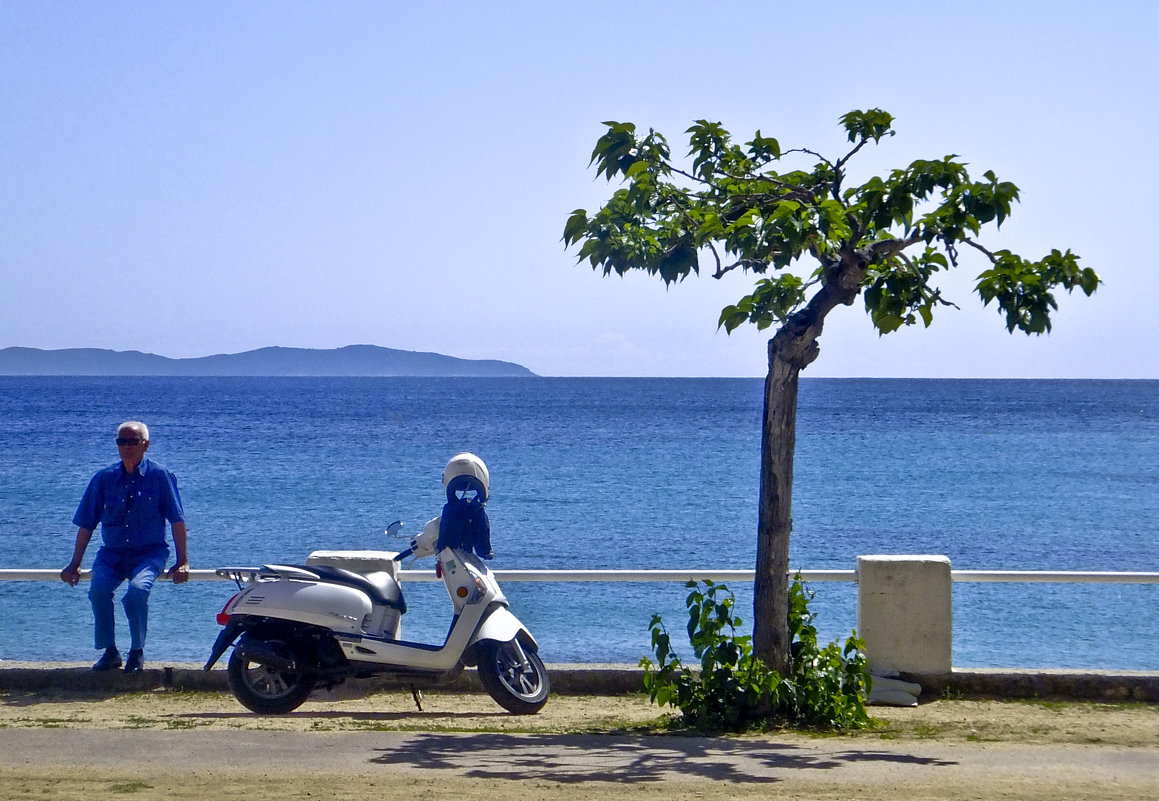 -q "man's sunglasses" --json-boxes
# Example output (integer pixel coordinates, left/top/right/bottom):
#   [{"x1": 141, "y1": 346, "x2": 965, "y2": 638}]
[{"x1": 115, "y1": 437, "x2": 142, "y2": 446}]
